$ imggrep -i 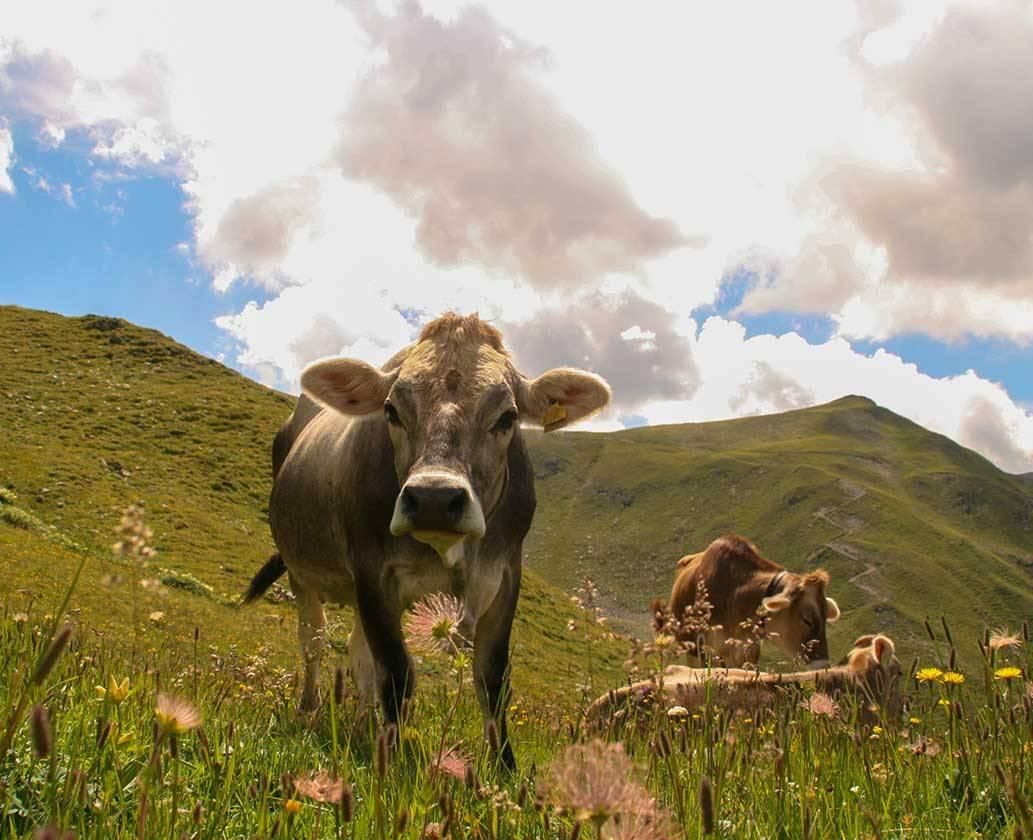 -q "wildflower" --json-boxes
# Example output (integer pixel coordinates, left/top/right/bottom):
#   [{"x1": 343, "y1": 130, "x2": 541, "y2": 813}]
[
  {"x1": 12, "y1": 612, "x2": 28, "y2": 624},
  {"x1": 601, "y1": 807, "x2": 676, "y2": 840},
  {"x1": 941, "y1": 671, "x2": 966, "y2": 685},
  {"x1": 97, "y1": 675, "x2": 131, "y2": 704},
  {"x1": 543, "y1": 740, "x2": 655, "y2": 826},
  {"x1": 801, "y1": 693, "x2": 840, "y2": 719},
  {"x1": 909, "y1": 717, "x2": 922, "y2": 725},
  {"x1": 994, "y1": 666, "x2": 1023, "y2": 681},
  {"x1": 430, "y1": 745, "x2": 472, "y2": 782},
  {"x1": 989, "y1": 629, "x2": 1023, "y2": 652},
  {"x1": 112, "y1": 504, "x2": 156, "y2": 561},
  {"x1": 294, "y1": 771, "x2": 344, "y2": 804},
  {"x1": 667, "y1": 705, "x2": 689, "y2": 719},
  {"x1": 284, "y1": 799, "x2": 302, "y2": 815},
  {"x1": 653, "y1": 634, "x2": 674, "y2": 651},
  {"x1": 155, "y1": 694, "x2": 201, "y2": 735},
  {"x1": 404, "y1": 594, "x2": 465, "y2": 657},
  {"x1": 916, "y1": 667, "x2": 943, "y2": 683},
  {"x1": 148, "y1": 611, "x2": 165, "y2": 624}
]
